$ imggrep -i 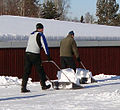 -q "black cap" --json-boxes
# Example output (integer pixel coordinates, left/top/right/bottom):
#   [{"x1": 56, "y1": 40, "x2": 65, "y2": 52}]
[
  {"x1": 36, "y1": 23, "x2": 44, "y2": 29},
  {"x1": 69, "y1": 31, "x2": 74, "y2": 36}
]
